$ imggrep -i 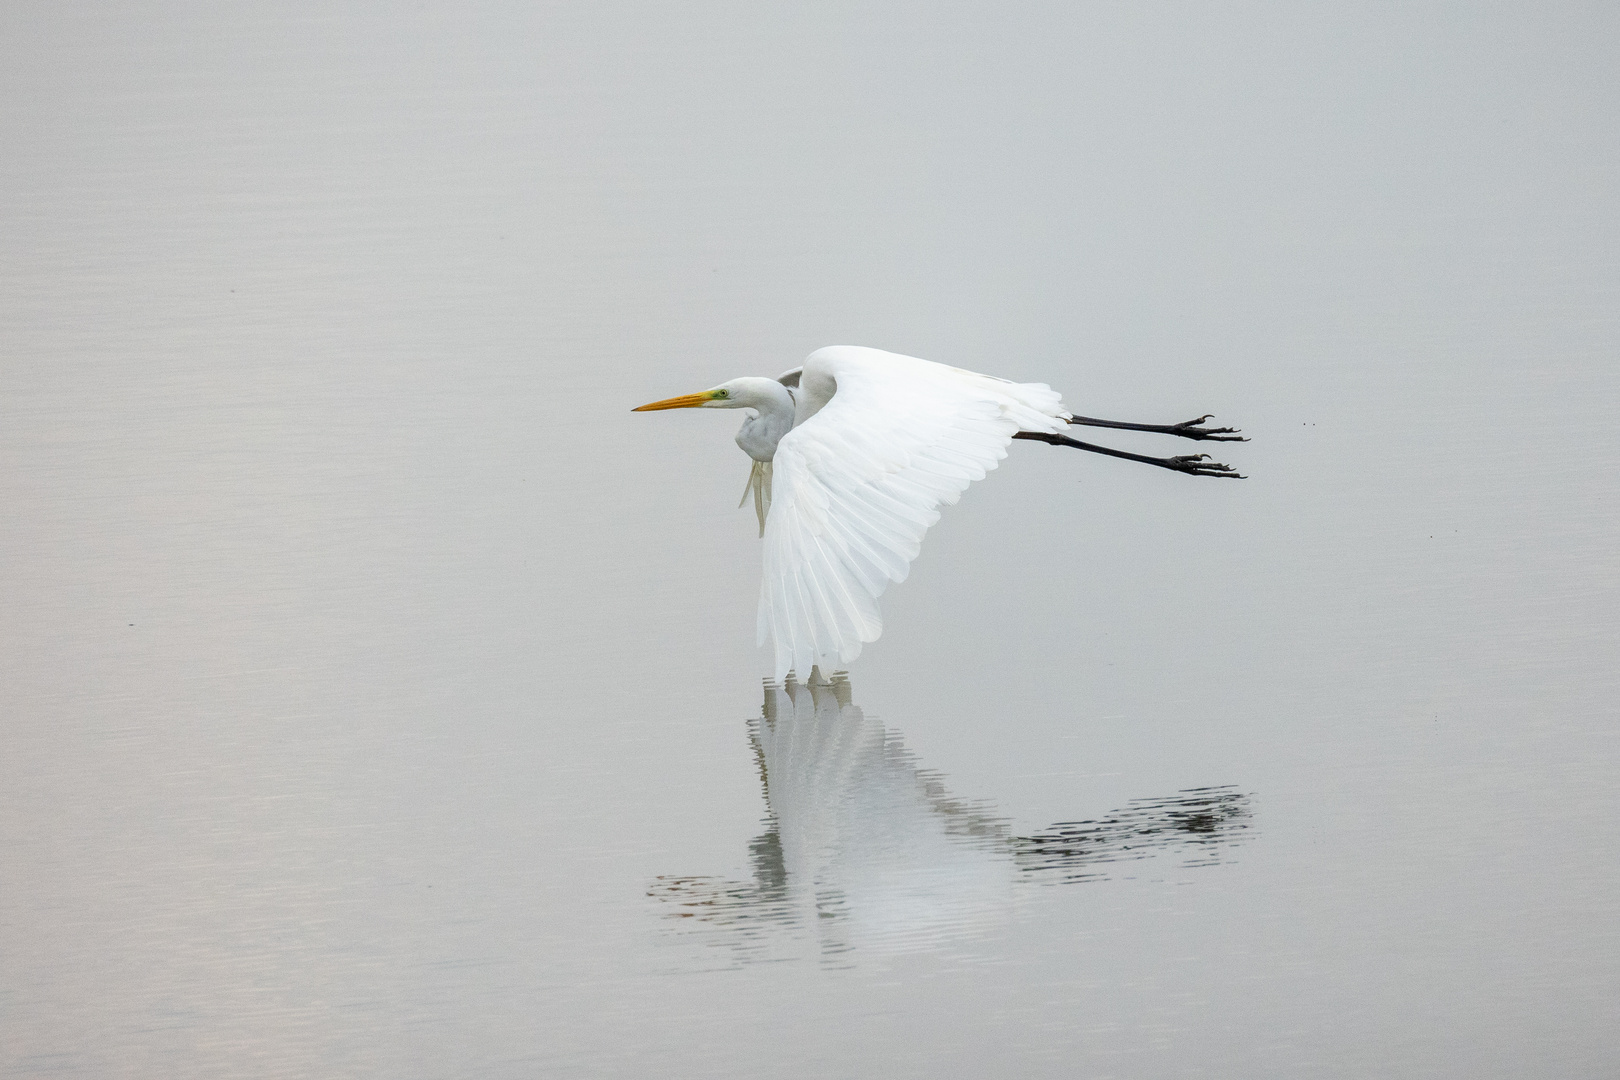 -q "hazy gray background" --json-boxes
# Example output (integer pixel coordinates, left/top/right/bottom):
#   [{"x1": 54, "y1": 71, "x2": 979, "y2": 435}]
[{"x1": 3, "y1": 2, "x2": 1617, "y2": 1077}]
